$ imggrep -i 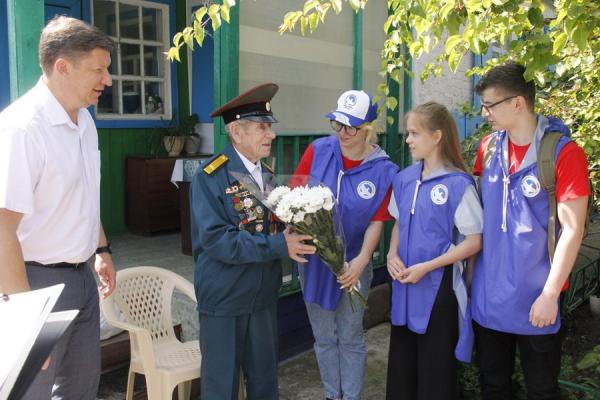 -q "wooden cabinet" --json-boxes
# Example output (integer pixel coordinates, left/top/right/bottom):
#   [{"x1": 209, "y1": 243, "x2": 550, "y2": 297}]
[{"x1": 125, "y1": 157, "x2": 180, "y2": 235}]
